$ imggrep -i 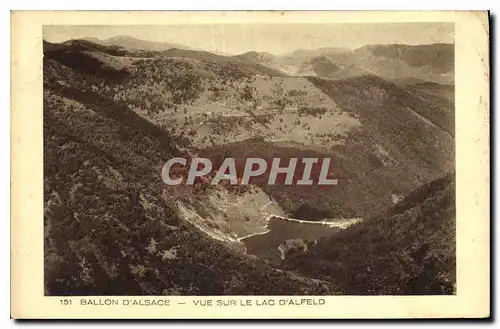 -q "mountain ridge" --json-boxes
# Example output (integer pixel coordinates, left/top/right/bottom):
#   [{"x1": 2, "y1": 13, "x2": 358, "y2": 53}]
[{"x1": 82, "y1": 35, "x2": 190, "y2": 51}]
